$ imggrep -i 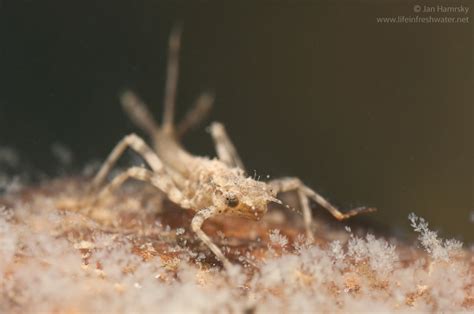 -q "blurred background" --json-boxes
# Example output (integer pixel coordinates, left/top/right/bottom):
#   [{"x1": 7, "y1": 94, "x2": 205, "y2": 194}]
[{"x1": 0, "y1": 1, "x2": 472, "y2": 242}]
